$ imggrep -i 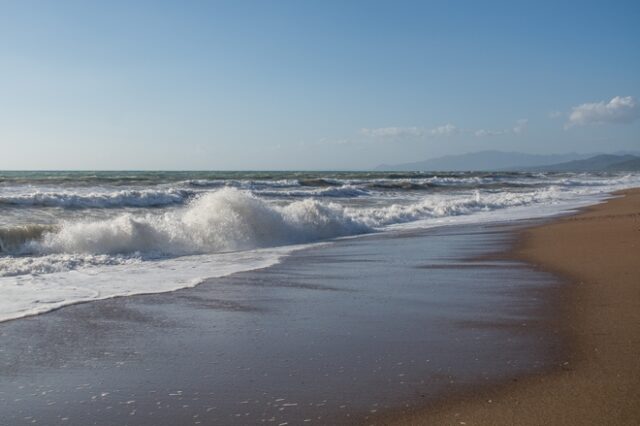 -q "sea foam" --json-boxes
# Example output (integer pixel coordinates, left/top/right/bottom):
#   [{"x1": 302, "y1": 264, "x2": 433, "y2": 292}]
[
  {"x1": 0, "y1": 188, "x2": 192, "y2": 208},
  {"x1": 2, "y1": 174, "x2": 639, "y2": 323},
  {"x1": 0, "y1": 185, "x2": 588, "y2": 285},
  {"x1": 0, "y1": 247, "x2": 293, "y2": 322},
  {"x1": 0, "y1": 186, "x2": 607, "y2": 262},
  {"x1": 20, "y1": 188, "x2": 368, "y2": 257}
]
